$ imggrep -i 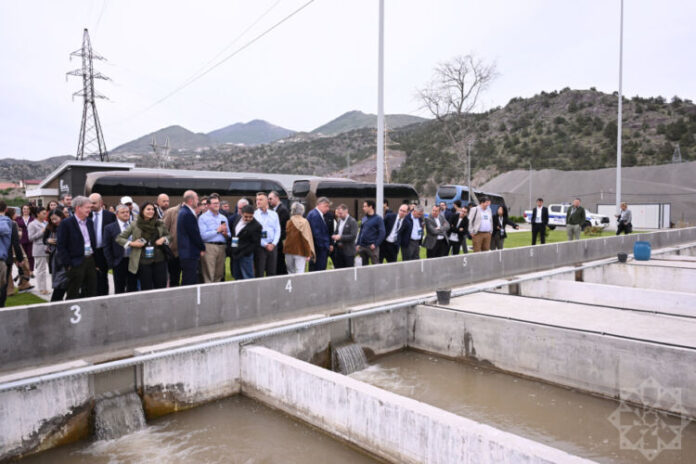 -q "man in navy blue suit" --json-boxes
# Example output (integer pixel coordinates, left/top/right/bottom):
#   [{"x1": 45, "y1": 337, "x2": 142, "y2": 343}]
[
  {"x1": 307, "y1": 196, "x2": 331, "y2": 271},
  {"x1": 177, "y1": 190, "x2": 205, "y2": 286},
  {"x1": 89, "y1": 193, "x2": 116, "y2": 296},
  {"x1": 103, "y1": 204, "x2": 138, "y2": 293},
  {"x1": 57, "y1": 195, "x2": 98, "y2": 299}
]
